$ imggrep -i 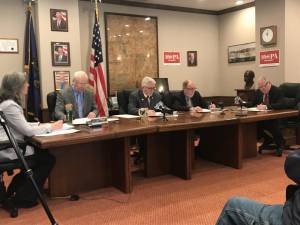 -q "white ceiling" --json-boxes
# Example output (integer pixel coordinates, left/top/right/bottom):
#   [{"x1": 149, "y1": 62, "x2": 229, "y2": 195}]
[{"x1": 125, "y1": 0, "x2": 255, "y2": 11}]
